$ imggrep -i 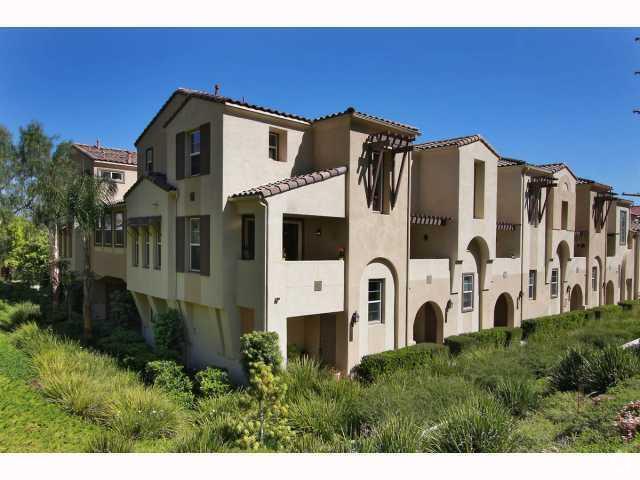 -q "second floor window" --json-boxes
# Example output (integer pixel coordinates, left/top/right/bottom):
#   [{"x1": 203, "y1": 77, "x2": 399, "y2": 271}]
[
  {"x1": 592, "y1": 266, "x2": 598, "y2": 292},
  {"x1": 269, "y1": 132, "x2": 280, "y2": 161},
  {"x1": 551, "y1": 268, "x2": 559, "y2": 298},
  {"x1": 528, "y1": 270, "x2": 537, "y2": 300},
  {"x1": 241, "y1": 215, "x2": 255, "y2": 260},
  {"x1": 101, "y1": 170, "x2": 124, "y2": 183},
  {"x1": 462, "y1": 273, "x2": 474, "y2": 311},
  {"x1": 143, "y1": 228, "x2": 150, "y2": 268},
  {"x1": 189, "y1": 130, "x2": 201, "y2": 176},
  {"x1": 368, "y1": 279, "x2": 384, "y2": 323},
  {"x1": 145, "y1": 148, "x2": 154, "y2": 173},
  {"x1": 103, "y1": 213, "x2": 112, "y2": 246},
  {"x1": 155, "y1": 229, "x2": 162, "y2": 270},
  {"x1": 189, "y1": 218, "x2": 201, "y2": 272},
  {"x1": 114, "y1": 212, "x2": 124, "y2": 247},
  {"x1": 620, "y1": 210, "x2": 627, "y2": 246},
  {"x1": 95, "y1": 216, "x2": 102, "y2": 245}
]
